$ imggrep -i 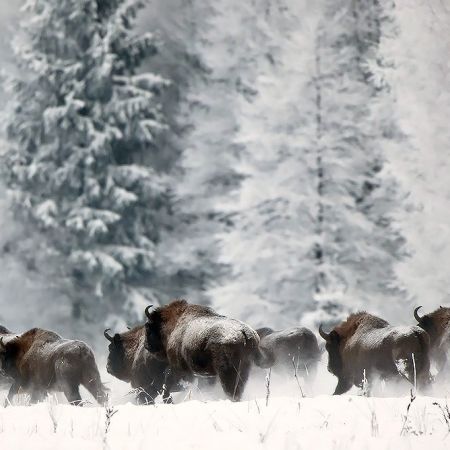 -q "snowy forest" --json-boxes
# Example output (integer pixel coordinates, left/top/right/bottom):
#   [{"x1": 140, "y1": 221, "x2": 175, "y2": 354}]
[{"x1": 0, "y1": 0, "x2": 449, "y2": 351}]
